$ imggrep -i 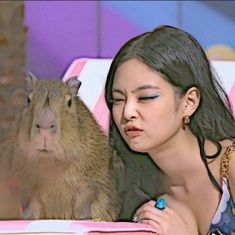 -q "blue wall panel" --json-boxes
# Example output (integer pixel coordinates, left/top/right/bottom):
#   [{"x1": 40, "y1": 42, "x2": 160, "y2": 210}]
[
  {"x1": 103, "y1": 1, "x2": 179, "y2": 30},
  {"x1": 182, "y1": 1, "x2": 235, "y2": 49}
]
